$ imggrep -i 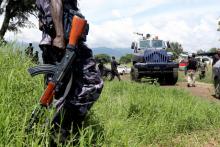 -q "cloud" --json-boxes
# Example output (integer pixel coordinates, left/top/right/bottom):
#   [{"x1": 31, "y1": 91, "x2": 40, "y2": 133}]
[
  {"x1": 86, "y1": 4, "x2": 220, "y2": 52},
  {"x1": 111, "y1": 9, "x2": 121, "y2": 18},
  {"x1": 88, "y1": 18, "x2": 134, "y2": 48}
]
